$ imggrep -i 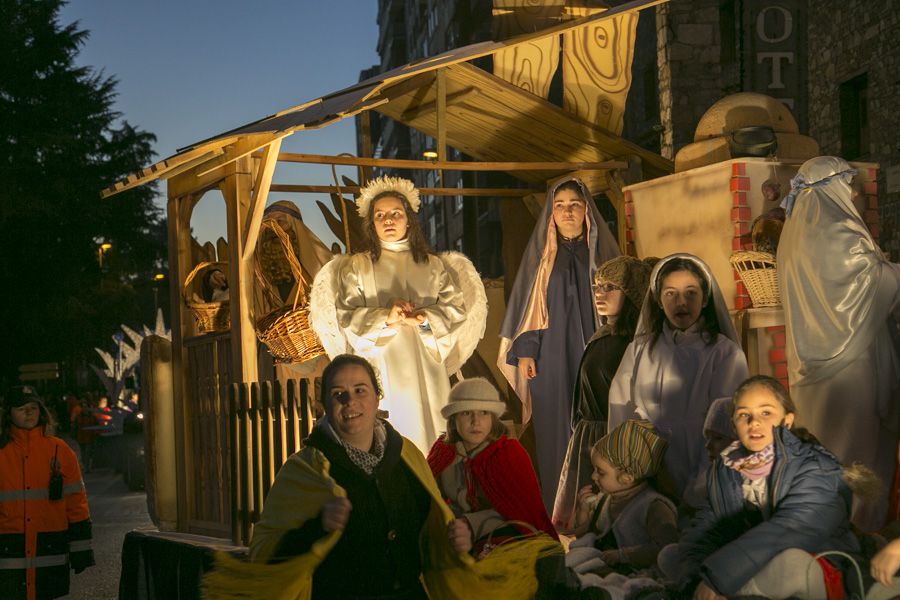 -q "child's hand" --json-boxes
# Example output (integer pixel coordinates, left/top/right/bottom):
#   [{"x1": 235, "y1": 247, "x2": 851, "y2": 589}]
[
  {"x1": 871, "y1": 537, "x2": 900, "y2": 586},
  {"x1": 448, "y1": 518, "x2": 473, "y2": 554},
  {"x1": 574, "y1": 484, "x2": 595, "y2": 527},
  {"x1": 693, "y1": 581, "x2": 726, "y2": 600}
]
